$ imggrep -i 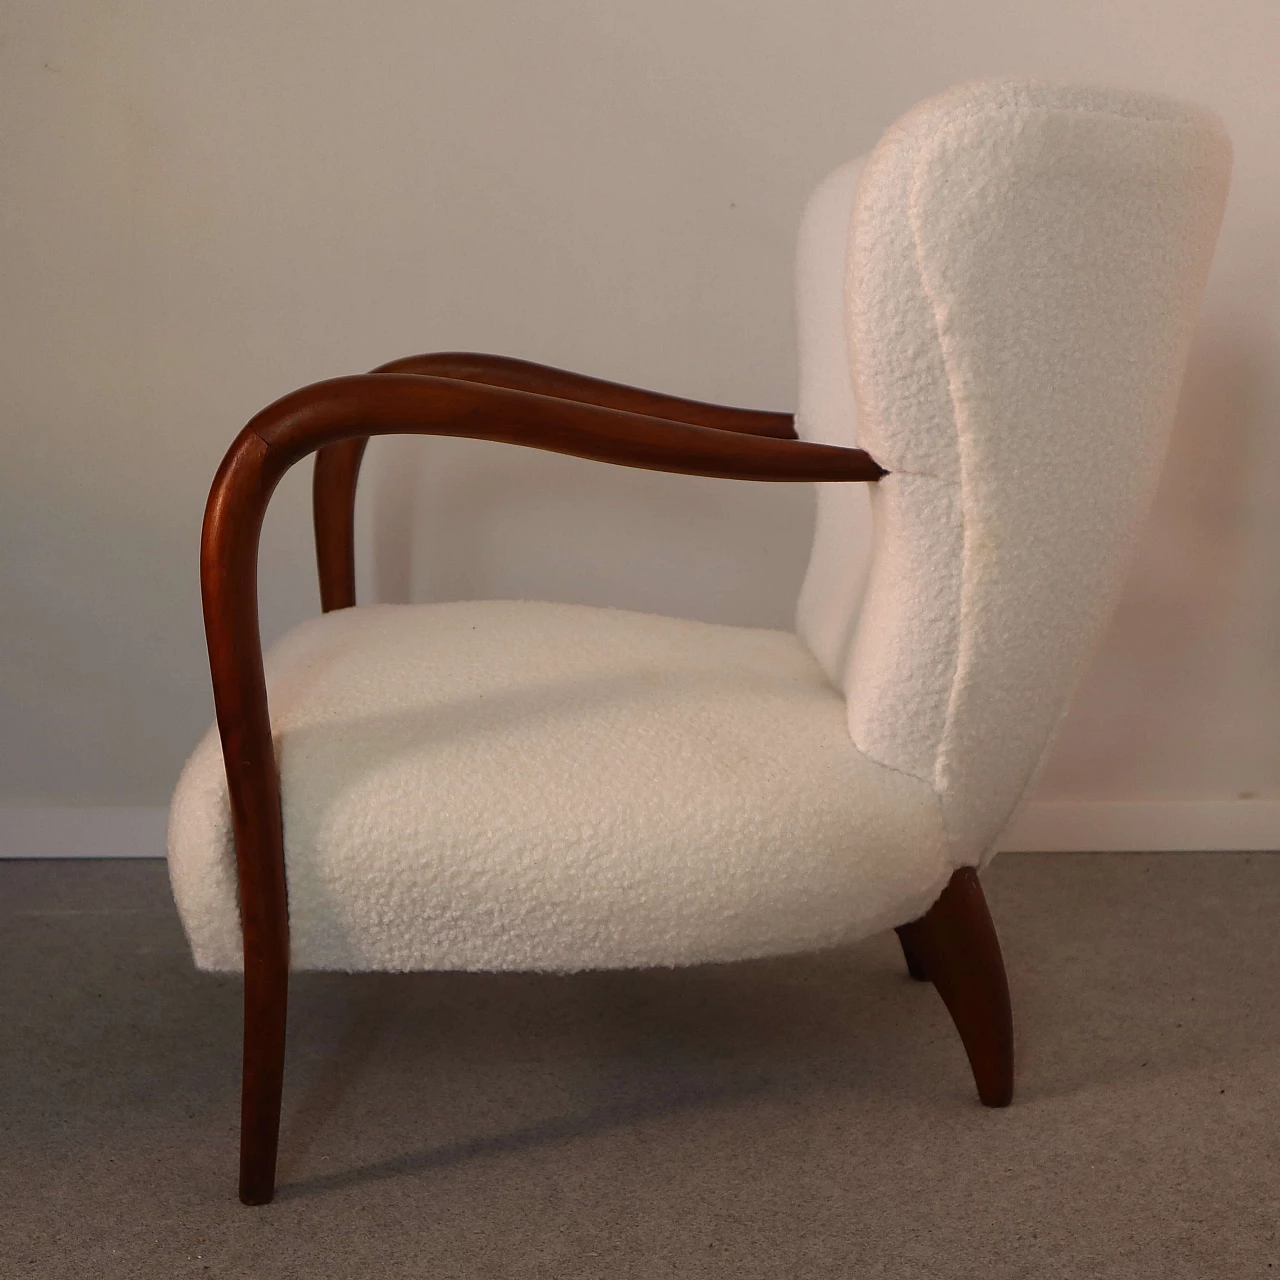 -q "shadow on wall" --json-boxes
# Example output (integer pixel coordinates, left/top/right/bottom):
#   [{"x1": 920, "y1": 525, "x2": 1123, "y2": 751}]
[{"x1": 1036, "y1": 329, "x2": 1273, "y2": 798}]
